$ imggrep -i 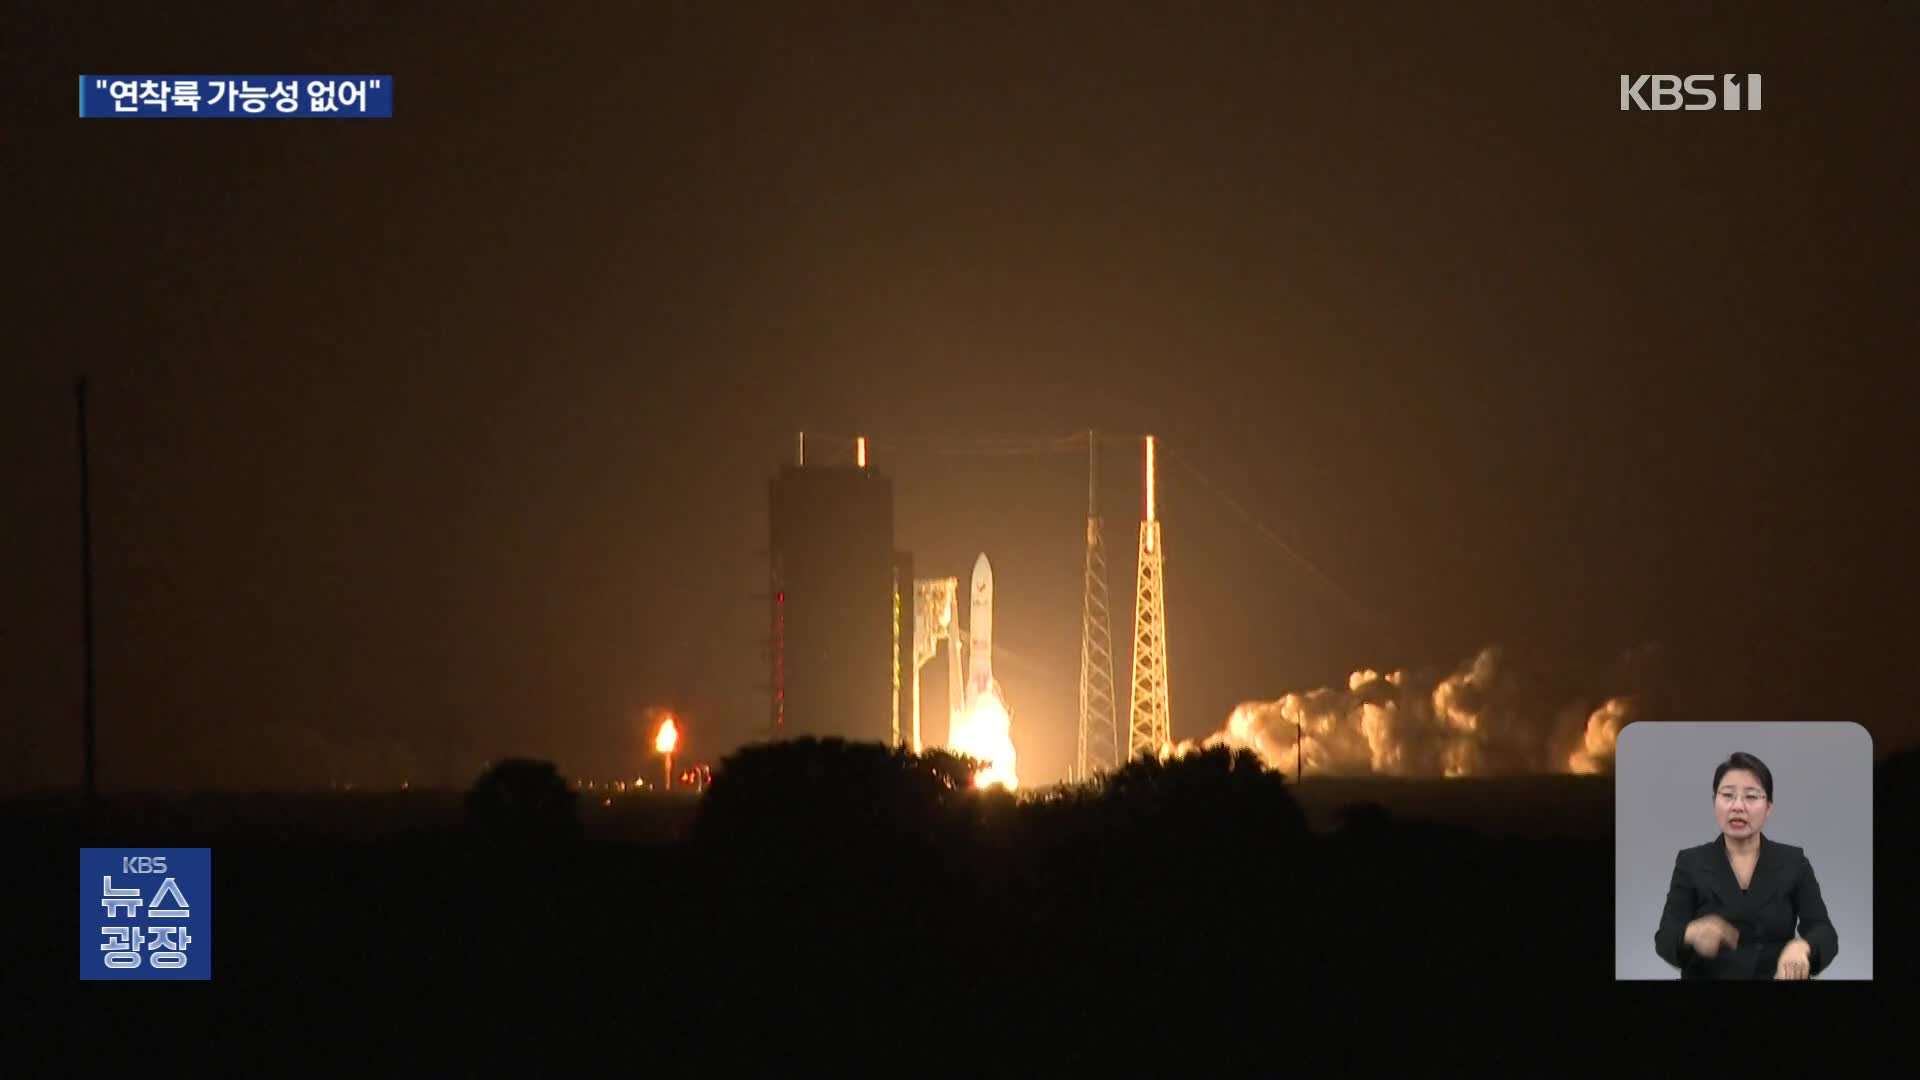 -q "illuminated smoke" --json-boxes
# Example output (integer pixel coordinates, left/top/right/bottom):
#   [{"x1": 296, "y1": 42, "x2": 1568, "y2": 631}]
[
  {"x1": 948, "y1": 688, "x2": 1020, "y2": 790},
  {"x1": 1567, "y1": 696, "x2": 1630, "y2": 775},
  {"x1": 1193, "y1": 645, "x2": 1635, "y2": 777}
]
